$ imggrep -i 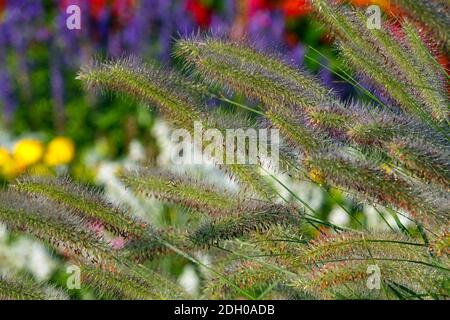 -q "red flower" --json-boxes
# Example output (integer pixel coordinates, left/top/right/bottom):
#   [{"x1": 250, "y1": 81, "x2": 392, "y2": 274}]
[
  {"x1": 281, "y1": 0, "x2": 312, "y2": 18},
  {"x1": 186, "y1": 0, "x2": 212, "y2": 28},
  {"x1": 59, "y1": 0, "x2": 106, "y2": 21},
  {"x1": 285, "y1": 32, "x2": 299, "y2": 47},
  {"x1": 90, "y1": 0, "x2": 108, "y2": 20},
  {"x1": 0, "y1": 0, "x2": 5, "y2": 14},
  {"x1": 112, "y1": 0, "x2": 136, "y2": 26},
  {"x1": 59, "y1": 0, "x2": 136, "y2": 26},
  {"x1": 437, "y1": 55, "x2": 450, "y2": 94},
  {"x1": 247, "y1": 0, "x2": 272, "y2": 16},
  {"x1": 351, "y1": 0, "x2": 390, "y2": 11}
]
